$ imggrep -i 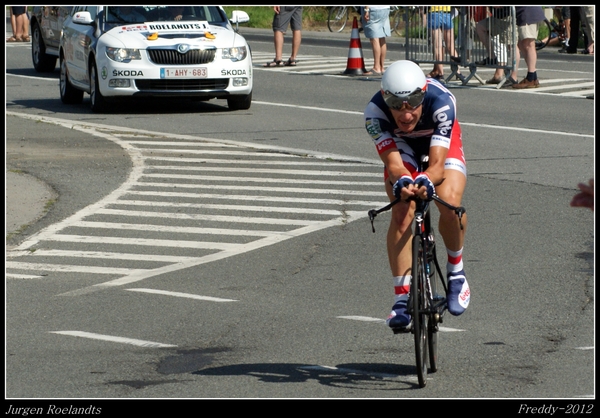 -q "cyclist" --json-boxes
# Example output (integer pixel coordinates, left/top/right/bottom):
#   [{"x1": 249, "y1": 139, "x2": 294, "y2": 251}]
[{"x1": 363, "y1": 60, "x2": 470, "y2": 331}]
